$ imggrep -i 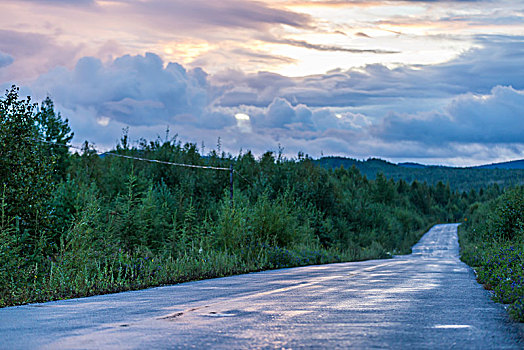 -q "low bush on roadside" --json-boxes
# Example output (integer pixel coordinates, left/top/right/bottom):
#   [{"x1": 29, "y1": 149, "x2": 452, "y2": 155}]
[{"x1": 459, "y1": 187, "x2": 524, "y2": 322}]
